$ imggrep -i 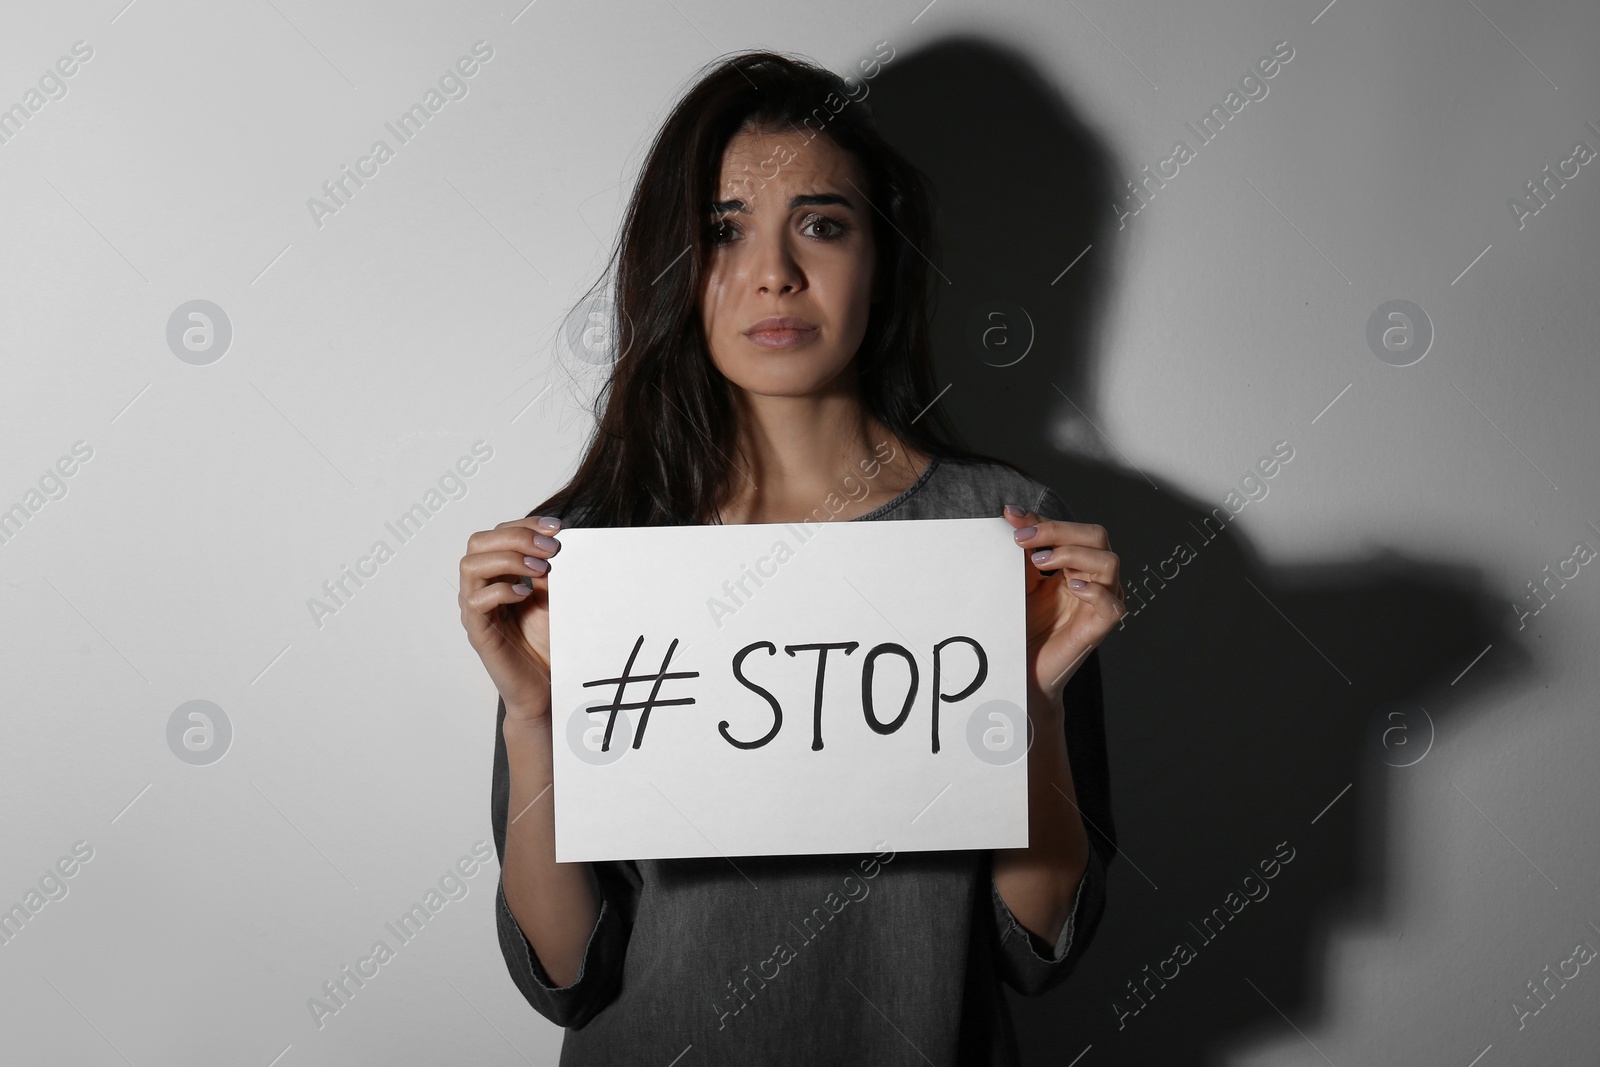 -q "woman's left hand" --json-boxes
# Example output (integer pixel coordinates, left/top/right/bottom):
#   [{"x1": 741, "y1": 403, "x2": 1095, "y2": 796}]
[{"x1": 1003, "y1": 503, "x2": 1125, "y2": 702}]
